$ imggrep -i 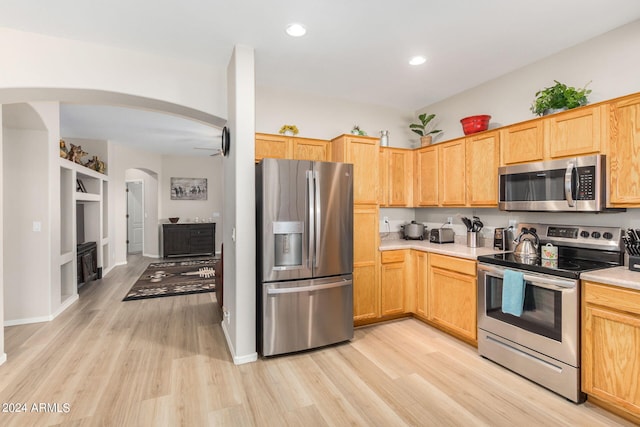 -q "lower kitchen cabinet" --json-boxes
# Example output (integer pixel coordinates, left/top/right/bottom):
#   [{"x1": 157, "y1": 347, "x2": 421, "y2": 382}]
[
  {"x1": 353, "y1": 205, "x2": 380, "y2": 322},
  {"x1": 380, "y1": 250, "x2": 408, "y2": 316},
  {"x1": 427, "y1": 253, "x2": 478, "y2": 345},
  {"x1": 582, "y1": 281, "x2": 640, "y2": 423},
  {"x1": 413, "y1": 250, "x2": 429, "y2": 318}
]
